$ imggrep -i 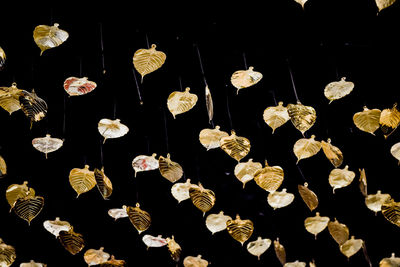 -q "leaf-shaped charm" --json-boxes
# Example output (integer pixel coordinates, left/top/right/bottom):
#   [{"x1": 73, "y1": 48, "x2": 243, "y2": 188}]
[
  {"x1": 254, "y1": 160, "x2": 284, "y2": 192},
  {"x1": 293, "y1": 135, "x2": 321, "y2": 163},
  {"x1": 324, "y1": 77, "x2": 354, "y2": 103},
  {"x1": 321, "y1": 138, "x2": 343, "y2": 168},
  {"x1": 379, "y1": 253, "x2": 400, "y2": 267},
  {"x1": 0, "y1": 47, "x2": 5, "y2": 70},
  {"x1": 13, "y1": 195, "x2": 44, "y2": 225},
  {"x1": 32, "y1": 134, "x2": 63, "y2": 159},
  {"x1": 63, "y1": 77, "x2": 97, "y2": 96},
  {"x1": 353, "y1": 106, "x2": 381, "y2": 135},
  {"x1": 171, "y1": 179, "x2": 193, "y2": 203},
  {"x1": 205, "y1": 85, "x2": 213, "y2": 123},
  {"x1": 84, "y1": 247, "x2": 110, "y2": 266},
  {"x1": 166, "y1": 236, "x2": 182, "y2": 263},
  {"x1": 126, "y1": 203, "x2": 151, "y2": 234},
  {"x1": 99, "y1": 255, "x2": 126, "y2": 267},
  {"x1": 390, "y1": 142, "x2": 400, "y2": 164},
  {"x1": 274, "y1": 238, "x2": 286, "y2": 266},
  {"x1": 189, "y1": 183, "x2": 216, "y2": 216},
  {"x1": 108, "y1": 206, "x2": 128, "y2": 221},
  {"x1": 267, "y1": 189, "x2": 295, "y2": 210},
  {"x1": 284, "y1": 261, "x2": 307, "y2": 267},
  {"x1": 220, "y1": 130, "x2": 251, "y2": 162},
  {"x1": 199, "y1": 126, "x2": 229, "y2": 150},
  {"x1": 231, "y1": 66, "x2": 263, "y2": 94},
  {"x1": 328, "y1": 218, "x2": 349, "y2": 246},
  {"x1": 365, "y1": 190, "x2": 391, "y2": 214},
  {"x1": 43, "y1": 217, "x2": 72, "y2": 237},
  {"x1": 158, "y1": 154, "x2": 184, "y2": 183},
  {"x1": 380, "y1": 103, "x2": 400, "y2": 138},
  {"x1": 0, "y1": 82, "x2": 23, "y2": 114},
  {"x1": 94, "y1": 168, "x2": 113, "y2": 200},
  {"x1": 33, "y1": 23, "x2": 69, "y2": 55},
  {"x1": 328, "y1": 165, "x2": 355, "y2": 193},
  {"x1": 6, "y1": 181, "x2": 36, "y2": 209},
  {"x1": 381, "y1": 198, "x2": 400, "y2": 227},
  {"x1": 287, "y1": 102, "x2": 317, "y2": 136},
  {"x1": 359, "y1": 168, "x2": 368, "y2": 197},
  {"x1": 58, "y1": 228, "x2": 85, "y2": 255},
  {"x1": 0, "y1": 238, "x2": 16, "y2": 267},
  {"x1": 132, "y1": 153, "x2": 159, "y2": 177},
  {"x1": 133, "y1": 44, "x2": 166, "y2": 82},
  {"x1": 183, "y1": 255, "x2": 209, "y2": 267},
  {"x1": 294, "y1": 0, "x2": 308, "y2": 8},
  {"x1": 69, "y1": 165, "x2": 96, "y2": 197},
  {"x1": 20, "y1": 260, "x2": 46, "y2": 267},
  {"x1": 167, "y1": 87, "x2": 198, "y2": 118},
  {"x1": 19, "y1": 89, "x2": 48, "y2": 126},
  {"x1": 0, "y1": 155, "x2": 6, "y2": 178},
  {"x1": 226, "y1": 214, "x2": 254, "y2": 245},
  {"x1": 234, "y1": 158, "x2": 262, "y2": 188},
  {"x1": 205, "y1": 211, "x2": 232, "y2": 235},
  {"x1": 98, "y1": 119, "x2": 129, "y2": 143},
  {"x1": 247, "y1": 237, "x2": 271, "y2": 260},
  {"x1": 340, "y1": 236, "x2": 363, "y2": 259},
  {"x1": 142, "y1": 234, "x2": 168, "y2": 248},
  {"x1": 304, "y1": 212, "x2": 330, "y2": 239},
  {"x1": 376, "y1": 0, "x2": 397, "y2": 12},
  {"x1": 297, "y1": 182, "x2": 319, "y2": 212},
  {"x1": 263, "y1": 101, "x2": 290, "y2": 134}
]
